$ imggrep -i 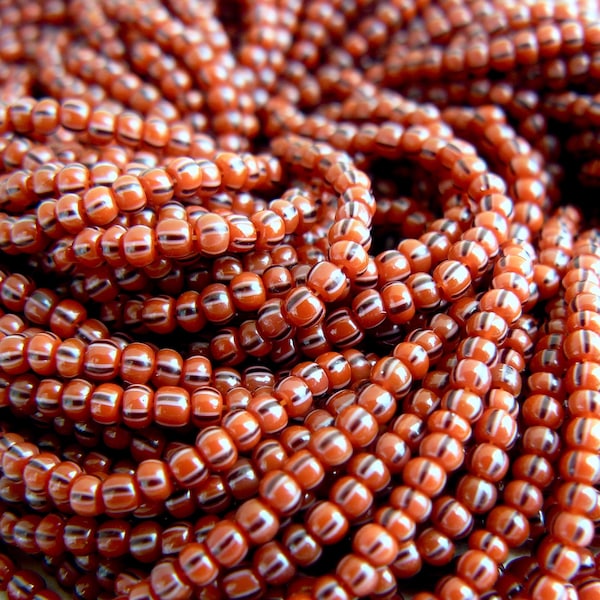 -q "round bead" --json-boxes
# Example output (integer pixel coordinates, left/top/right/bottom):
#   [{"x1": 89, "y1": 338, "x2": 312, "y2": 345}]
[
  {"x1": 258, "y1": 469, "x2": 302, "y2": 516},
  {"x1": 308, "y1": 427, "x2": 353, "y2": 468},
  {"x1": 123, "y1": 225, "x2": 157, "y2": 268},
  {"x1": 431, "y1": 495, "x2": 473, "y2": 539},
  {"x1": 253, "y1": 541, "x2": 296, "y2": 585},
  {"x1": 102, "y1": 473, "x2": 140, "y2": 516},
  {"x1": 402, "y1": 457, "x2": 447, "y2": 497},
  {"x1": 150, "y1": 559, "x2": 193, "y2": 600},
  {"x1": 221, "y1": 567, "x2": 264, "y2": 600},
  {"x1": 282, "y1": 523, "x2": 322, "y2": 569},
  {"x1": 486, "y1": 506, "x2": 530, "y2": 547},
  {"x1": 205, "y1": 521, "x2": 248, "y2": 568},
  {"x1": 178, "y1": 543, "x2": 218, "y2": 587},
  {"x1": 353, "y1": 523, "x2": 398, "y2": 567},
  {"x1": 536, "y1": 537, "x2": 581, "y2": 581},
  {"x1": 336, "y1": 554, "x2": 378, "y2": 597},
  {"x1": 195, "y1": 427, "x2": 238, "y2": 471},
  {"x1": 195, "y1": 214, "x2": 230, "y2": 257},
  {"x1": 235, "y1": 498, "x2": 279, "y2": 545},
  {"x1": 330, "y1": 475, "x2": 373, "y2": 520},
  {"x1": 306, "y1": 501, "x2": 349, "y2": 545},
  {"x1": 436, "y1": 576, "x2": 477, "y2": 600},
  {"x1": 69, "y1": 474, "x2": 104, "y2": 517},
  {"x1": 416, "y1": 527, "x2": 455, "y2": 567}
]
